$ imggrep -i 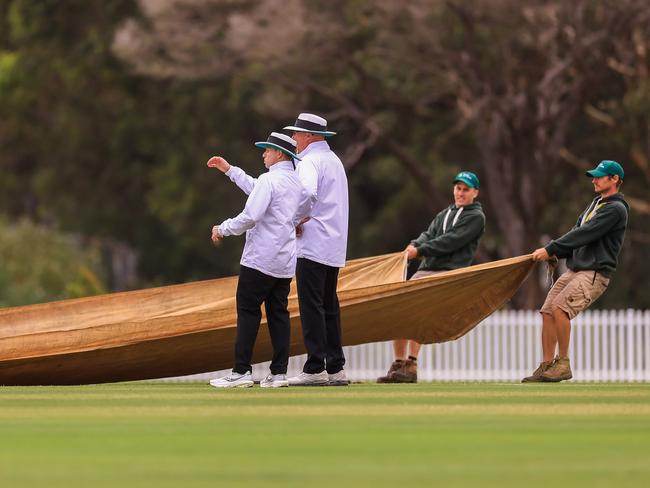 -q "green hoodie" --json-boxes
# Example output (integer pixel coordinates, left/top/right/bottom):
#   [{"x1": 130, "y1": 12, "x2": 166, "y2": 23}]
[
  {"x1": 411, "y1": 202, "x2": 485, "y2": 271},
  {"x1": 545, "y1": 193, "x2": 629, "y2": 277}
]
